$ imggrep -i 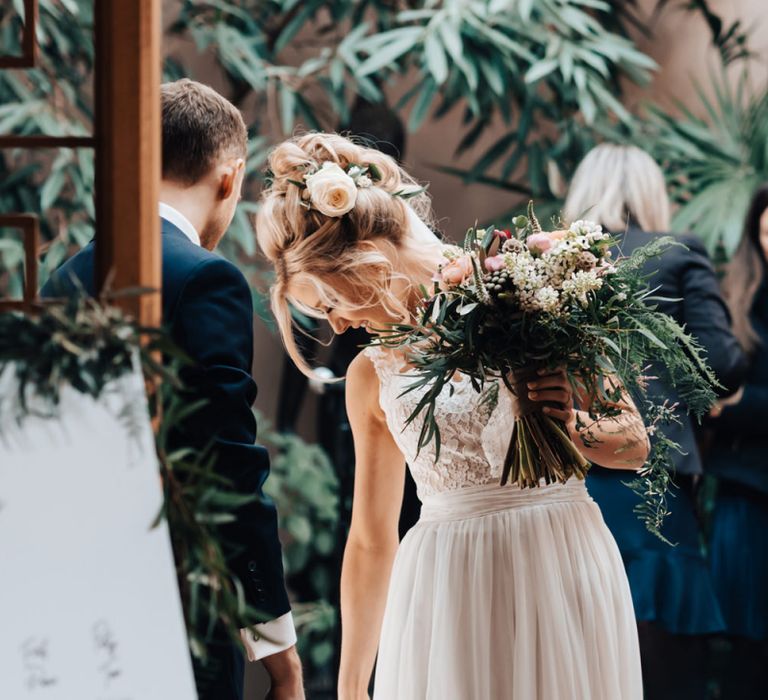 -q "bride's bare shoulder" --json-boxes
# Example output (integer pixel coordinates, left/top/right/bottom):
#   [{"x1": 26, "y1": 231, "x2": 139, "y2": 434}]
[
  {"x1": 346, "y1": 350, "x2": 384, "y2": 419},
  {"x1": 346, "y1": 349, "x2": 378, "y2": 391}
]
